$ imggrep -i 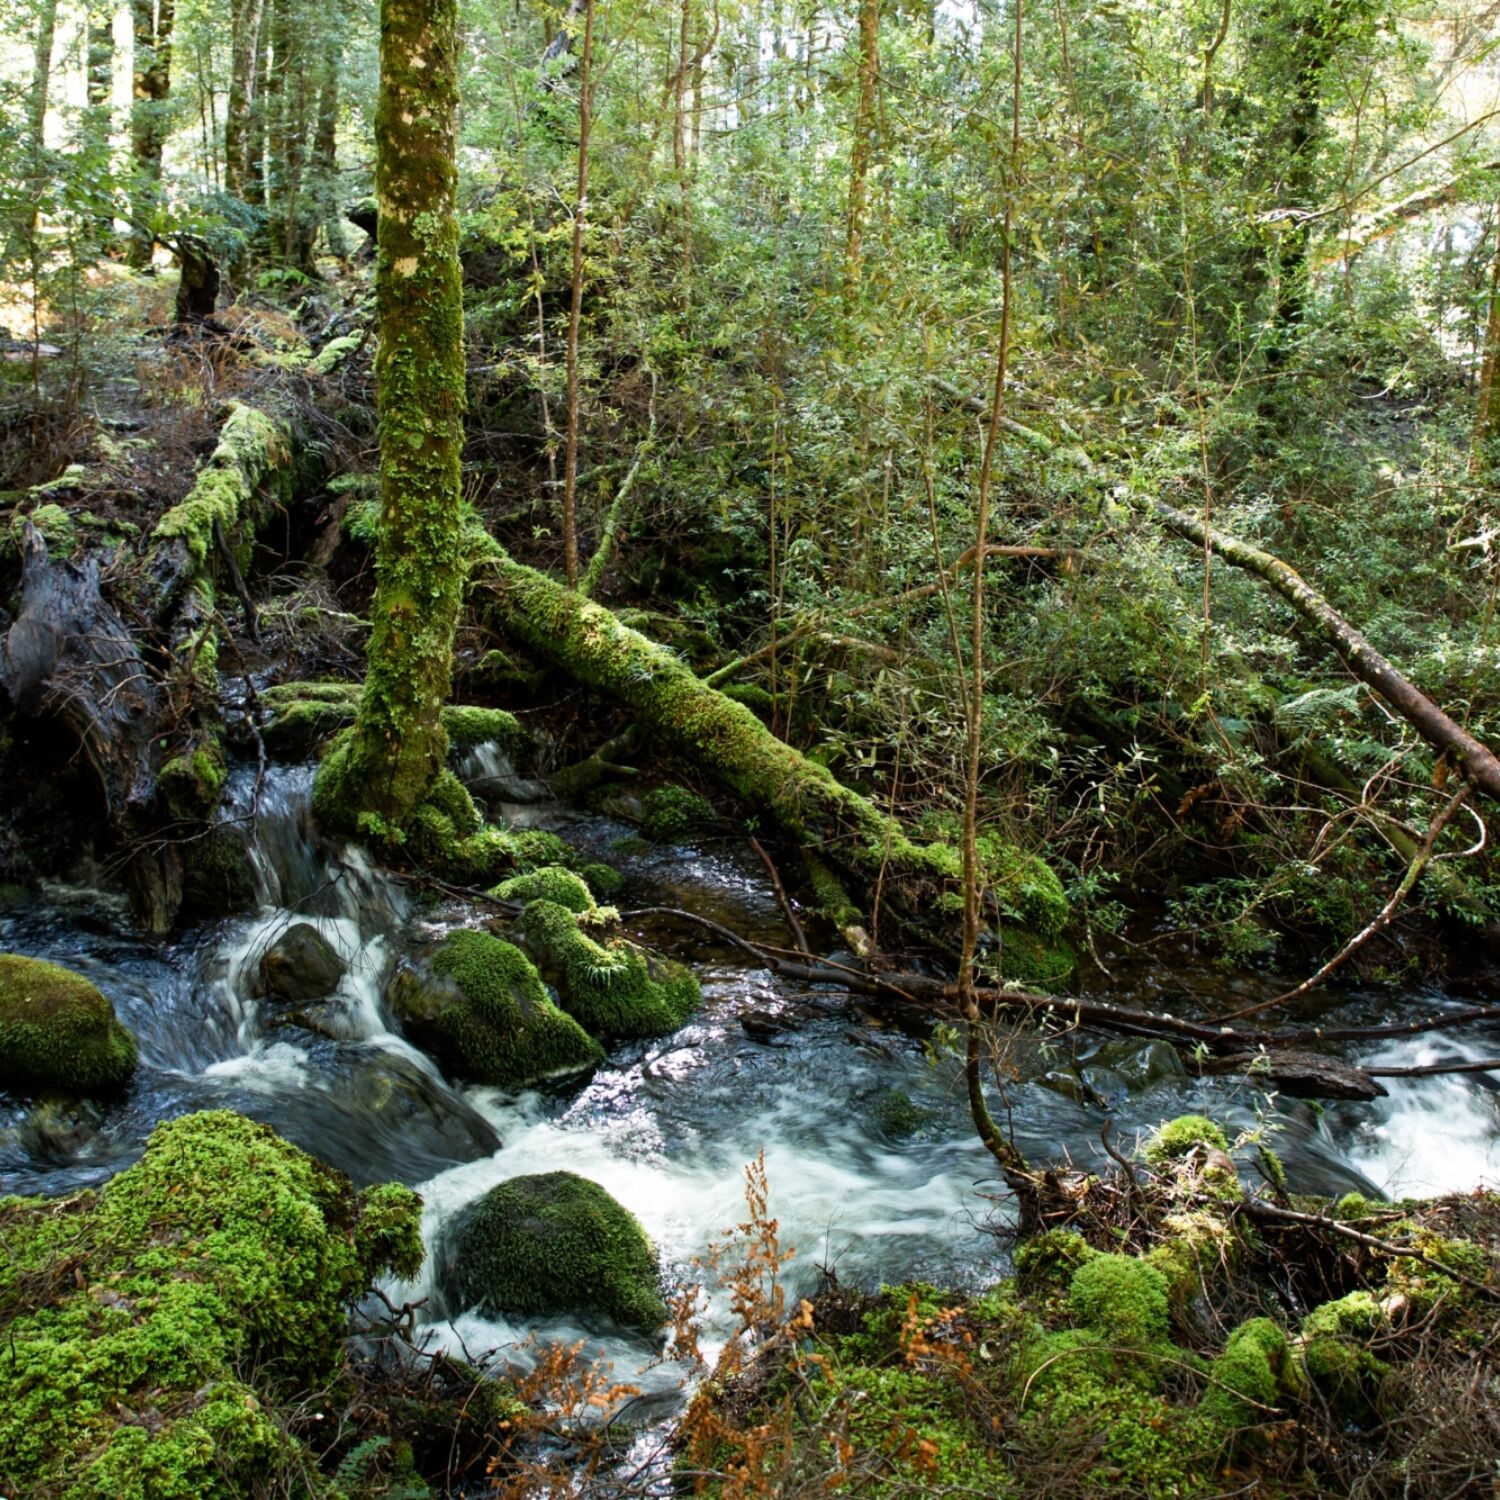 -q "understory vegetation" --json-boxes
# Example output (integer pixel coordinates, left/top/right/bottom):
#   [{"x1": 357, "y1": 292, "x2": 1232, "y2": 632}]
[{"x1": 3, "y1": 0, "x2": 1500, "y2": 1491}]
